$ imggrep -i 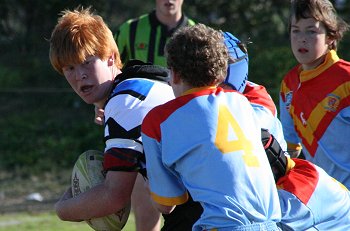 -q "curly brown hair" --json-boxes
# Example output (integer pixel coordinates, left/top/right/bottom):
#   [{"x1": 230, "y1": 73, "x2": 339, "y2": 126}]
[
  {"x1": 165, "y1": 23, "x2": 228, "y2": 87},
  {"x1": 49, "y1": 6, "x2": 122, "y2": 75},
  {"x1": 289, "y1": 0, "x2": 349, "y2": 50}
]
